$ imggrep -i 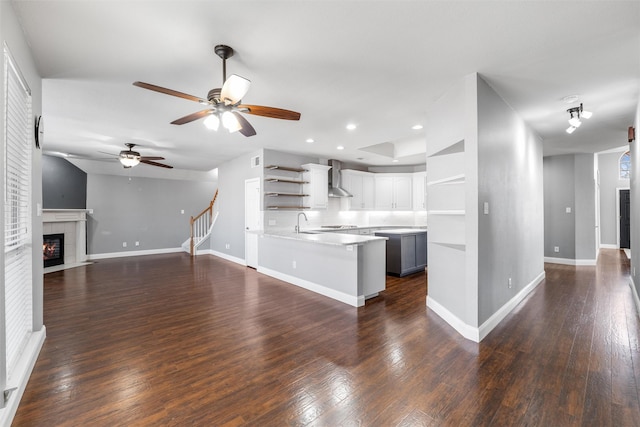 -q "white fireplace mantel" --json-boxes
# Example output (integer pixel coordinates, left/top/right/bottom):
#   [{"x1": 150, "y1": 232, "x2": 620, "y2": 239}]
[{"x1": 42, "y1": 209, "x2": 92, "y2": 272}]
